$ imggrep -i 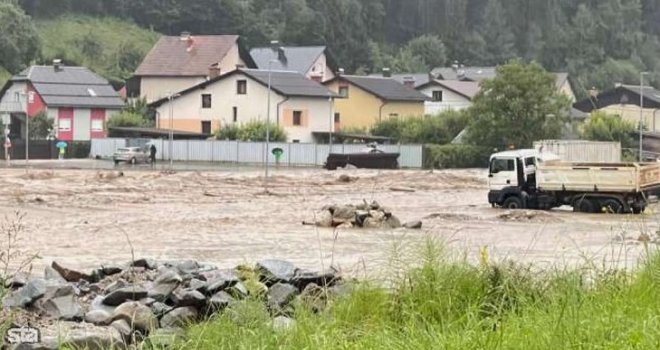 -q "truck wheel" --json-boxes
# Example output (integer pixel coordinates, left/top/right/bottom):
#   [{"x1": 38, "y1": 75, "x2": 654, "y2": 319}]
[
  {"x1": 502, "y1": 196, "x2": 523, "y2": 210},
  {"x1": 574, "y1": 198, "x2": 595, "y2": 213},
  {"x1": 601, "y1": 199, "x2": 623, "y2": 214}
]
